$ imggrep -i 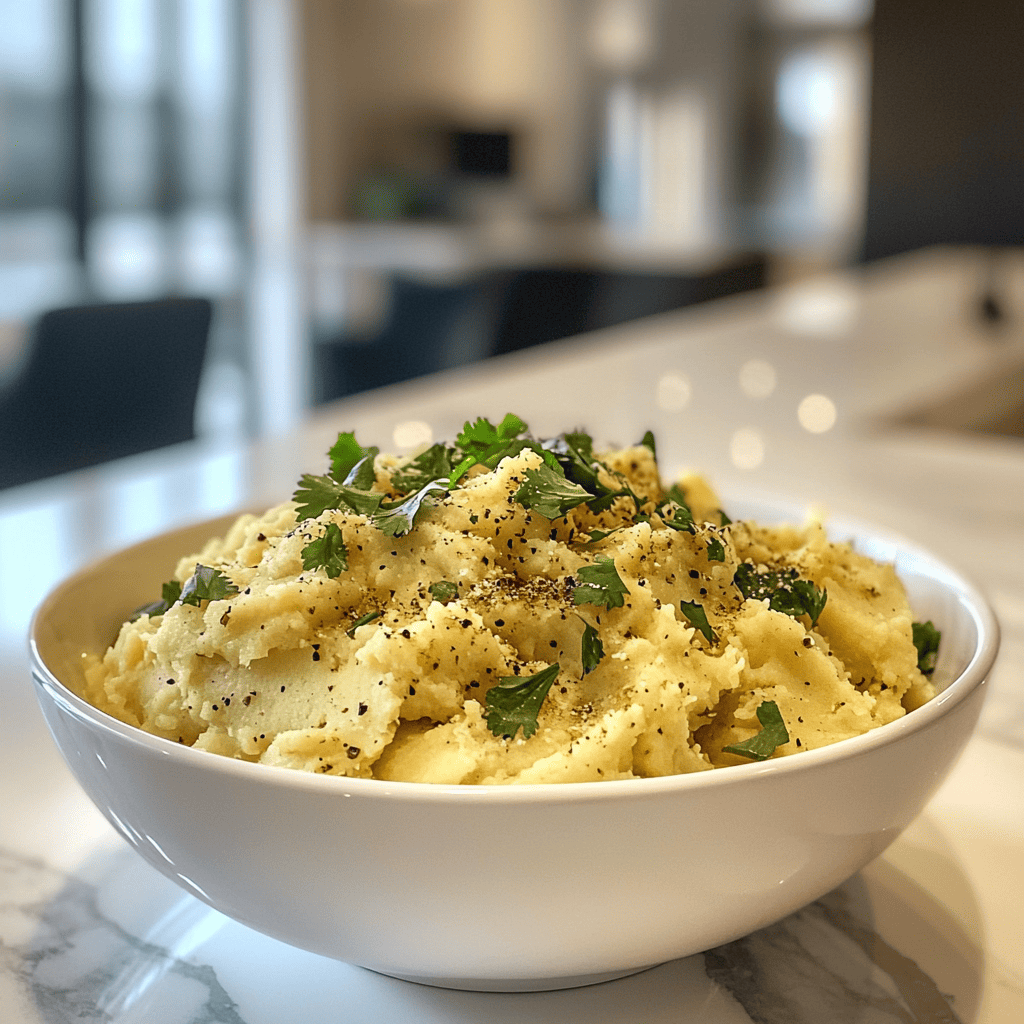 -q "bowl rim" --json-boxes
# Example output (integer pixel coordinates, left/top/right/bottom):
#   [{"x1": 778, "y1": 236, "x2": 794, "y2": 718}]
[{"x1": 29, "y1": 498, "x2": 1001, "y2": 807}]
